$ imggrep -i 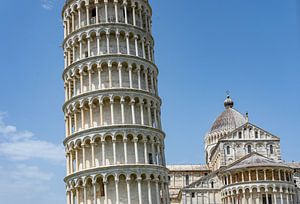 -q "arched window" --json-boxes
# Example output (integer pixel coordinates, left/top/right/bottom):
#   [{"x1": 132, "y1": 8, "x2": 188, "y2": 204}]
[
  {"x1": 227, "y1": 146, "x2": 230, "y2": 155},
  {"x1": 211, "y1": 181, "x2": 214, "y2": 188},
  {"x1": 247, "y1": 145, "x2": 252, "y2": 153},
  {"x1": 270, "y1": 145, "x2": 274, "y2": 154}
]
